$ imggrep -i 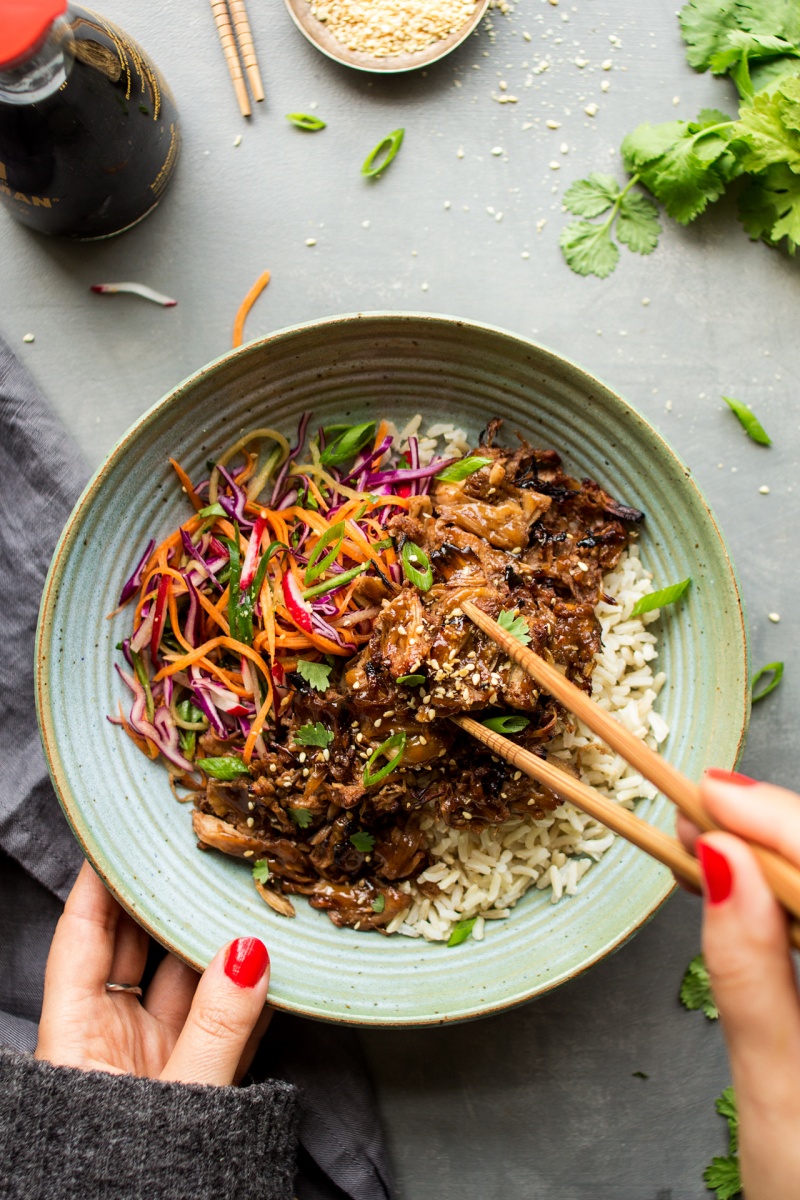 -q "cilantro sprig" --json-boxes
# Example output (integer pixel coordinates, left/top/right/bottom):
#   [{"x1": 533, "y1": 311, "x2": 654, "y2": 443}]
[
  {"x1": 704, "y1": 1087, "x2": 741, "y2": 1199},
  {"x1": 295, "y1": 659, "x2": 333, "y2": 692},
  {"x1": 560, "y1": 174, "x2": 661, "y2": 278},
  {"x1": 294, "y1": 721, "x2": 334, "y2": 748},
  {"x1": 497, "y1": 608, "x2": 532, "y2": 646},
  {"x1": 680, "y1": 953, "x2": 719, "y2": 1019}
]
